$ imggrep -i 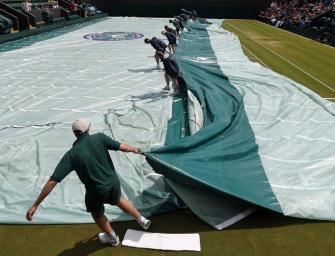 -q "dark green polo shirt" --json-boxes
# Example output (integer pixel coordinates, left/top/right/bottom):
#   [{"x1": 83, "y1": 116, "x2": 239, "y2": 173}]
[{"x1": 50, "y1": 133, "x2": 121, "y2": 194}]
